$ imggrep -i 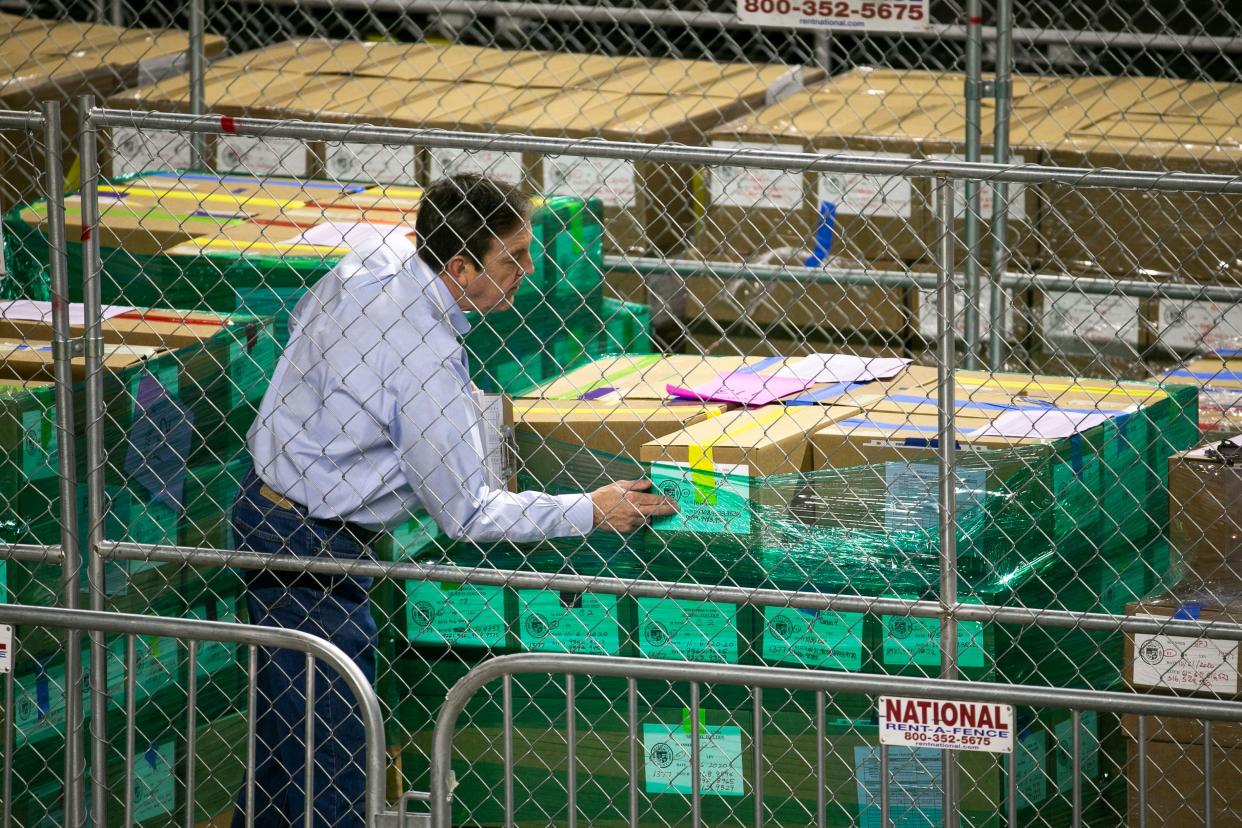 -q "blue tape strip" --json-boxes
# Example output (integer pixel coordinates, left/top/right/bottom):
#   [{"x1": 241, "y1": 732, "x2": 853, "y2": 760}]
[
  {"x1": 142, "y1": 171, "x2": 367, "y2": 192},
  {"x1": 784, "y1": 381, "x2": 868, "y2": 406},
  {"x1": 1173, "y1": 602, "x2": 1202, "y2": 621},
  {"x1": 1070, "y1": 433, "x2": 1084, "y2": 477},
  {"x1": 1167, "y1": 370, "x2": 1242, "y2": 382},
  {"x1": 735, "y1": 355, "x2": 785, "y2": 375},
  {"x1": 36, "y1": 673, "x2": 49, "y2": 717},
  {"x1": 1212, "y1": 349, "x2": 1242, "y2": 357},
  {"x1": 838, "y1": 417, "x2": 941, "y2": 433},
  {"x1": 803, "y1": 201, "x2": 837, "y2": 267}
]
